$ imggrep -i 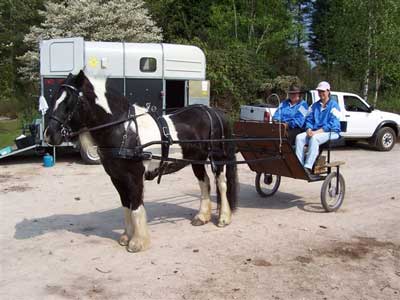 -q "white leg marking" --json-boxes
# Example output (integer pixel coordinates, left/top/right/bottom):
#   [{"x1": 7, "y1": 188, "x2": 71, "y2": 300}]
[
  {"x1": 87, "y1": 76, "x2": 112, "y2": 114},
  {"x1": 119, "y1": 207, "x2": 133, "y2": 246},
  {"x1": 216, "y1": 171, "x2": 232, "y2": 227},
  {"x1": 192, "y1": 175, "x2": 212, "y2": 226},
  {"x1": 53, "y1": 91, "x2": 67, "y2": 111},
  {"x1": 127, "y1": 205, "x2": 150, "y2": 252}
]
